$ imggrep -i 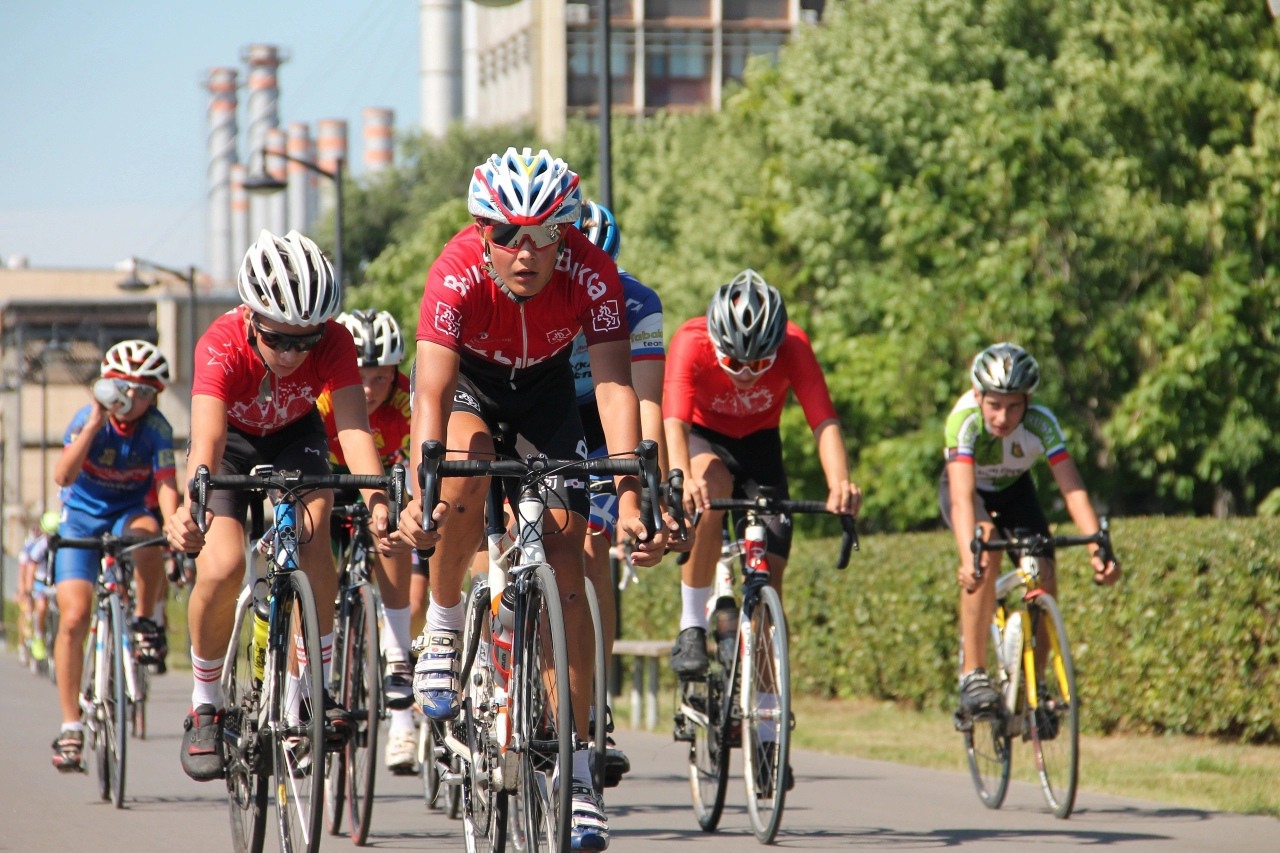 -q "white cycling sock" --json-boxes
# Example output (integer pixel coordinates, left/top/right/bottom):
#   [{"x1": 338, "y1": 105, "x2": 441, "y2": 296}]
[
  {"x1": 320, "y1": 632, "x2": 334, "y2": 685},
  {"x1": 191, "y1": 653, "x2": 226, "y2": 709},
  {"x1": 426, "y1": 595, "x2": 465, "y2": 634},
  {"x1": 757, "y1": 692, "x2": 778, "y2": 743},
  {"x1": 389, "y1": 707, "x2": 415, "y2": 734},
  {"x1": 680, "y1": 583, "x2": 713, "y2": 632},
  {"x1": 382, "y1": 605, "x2": 411, "y2": 661},
  {"x1": 61, "y1": 721, "x2": 84, "y2": 733}
]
